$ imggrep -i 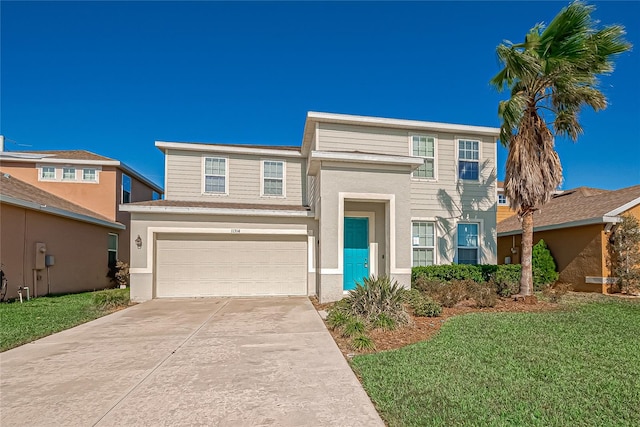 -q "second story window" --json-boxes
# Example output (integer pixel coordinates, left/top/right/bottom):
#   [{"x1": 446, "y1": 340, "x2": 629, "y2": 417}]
[
  {"x1": 412, "y1": 136, "x2": 435, "y2": 179},
  {"x1": 62, "y1": 167, "x2": 76, "y2": 181},
  {"x1": 122, "y1": 174, "x2": 131, "y2": 203},
  {"x1": 83, "y1": 168, "x2": 97, "y2": 182},
  {"x1": 204, "y1": 157, "x2": 227, "y2": 194},
  {"x1": 498, "y1": 193, "x2": 508, "y2": 205},
  {"x1": 41, "y1": 166, "x2": 56, "y2": 180},
  {"x1": 262, "y1": 160, "x2": 284, "y2": 196},
  {"x1": 458, "y1": 139, "x2": 479, "y2": 180}
]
